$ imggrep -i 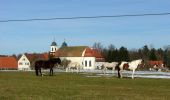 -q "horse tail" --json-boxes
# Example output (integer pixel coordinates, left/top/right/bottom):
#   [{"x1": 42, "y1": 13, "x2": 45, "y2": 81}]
[{"x1": 116, "y1": 62, "x2": 121, "y2": 78}]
